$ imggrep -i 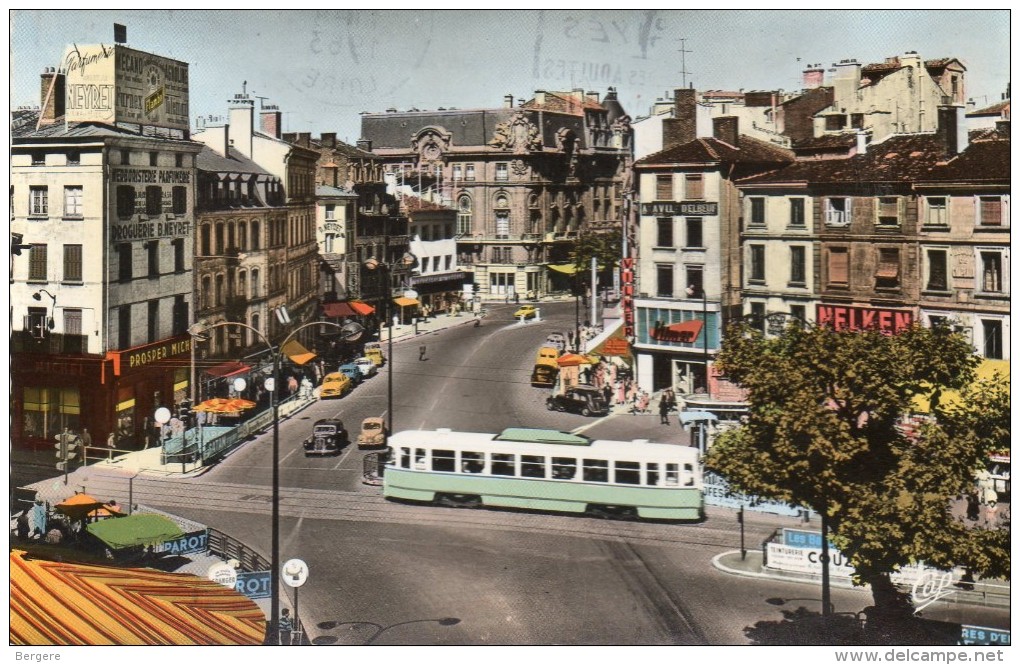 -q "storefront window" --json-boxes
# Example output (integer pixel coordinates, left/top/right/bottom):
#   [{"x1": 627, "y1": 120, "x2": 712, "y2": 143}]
[{"x1": 22, "y1": 387, "x2": 81, "y2": 439}]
